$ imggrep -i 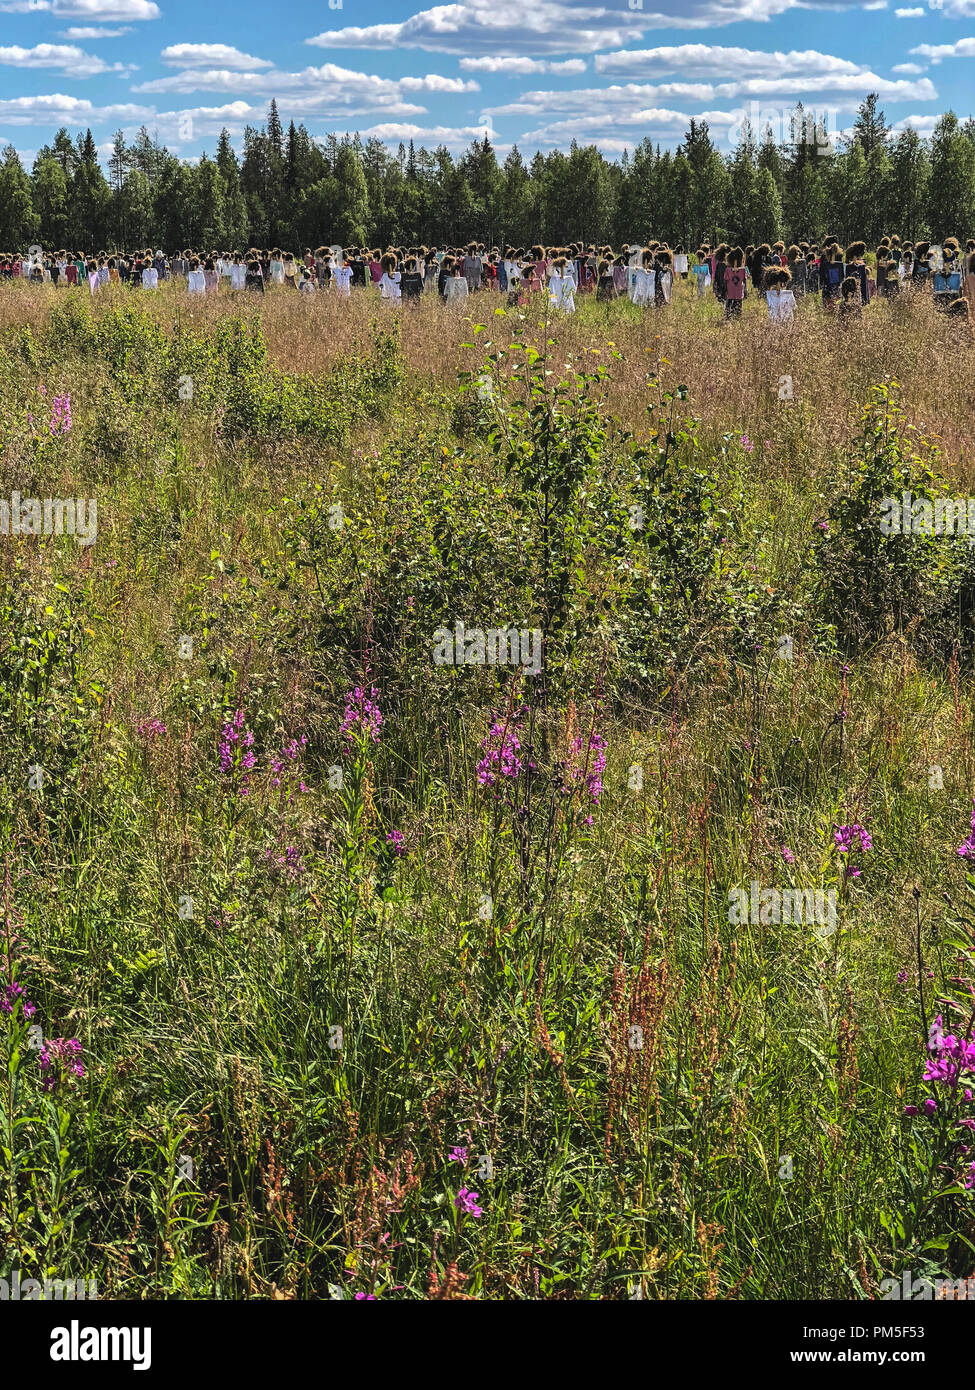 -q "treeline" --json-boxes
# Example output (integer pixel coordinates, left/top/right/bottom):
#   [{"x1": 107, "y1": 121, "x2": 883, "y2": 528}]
[{"x1": 0, "y1": 94, "x2": 973, "y2": 251}]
